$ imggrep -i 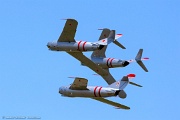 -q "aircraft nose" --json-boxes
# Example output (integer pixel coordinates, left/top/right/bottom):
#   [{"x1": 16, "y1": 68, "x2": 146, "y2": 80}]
[
  {"x1": 47, "y1": 42, "x2": 51, "y2": 48},
  {"x1": 122, "y1": 61, "x2": 129, "y2": 67},
  {"x1": 59, "y1": 87, "x2": 63, "y2": 94}
]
